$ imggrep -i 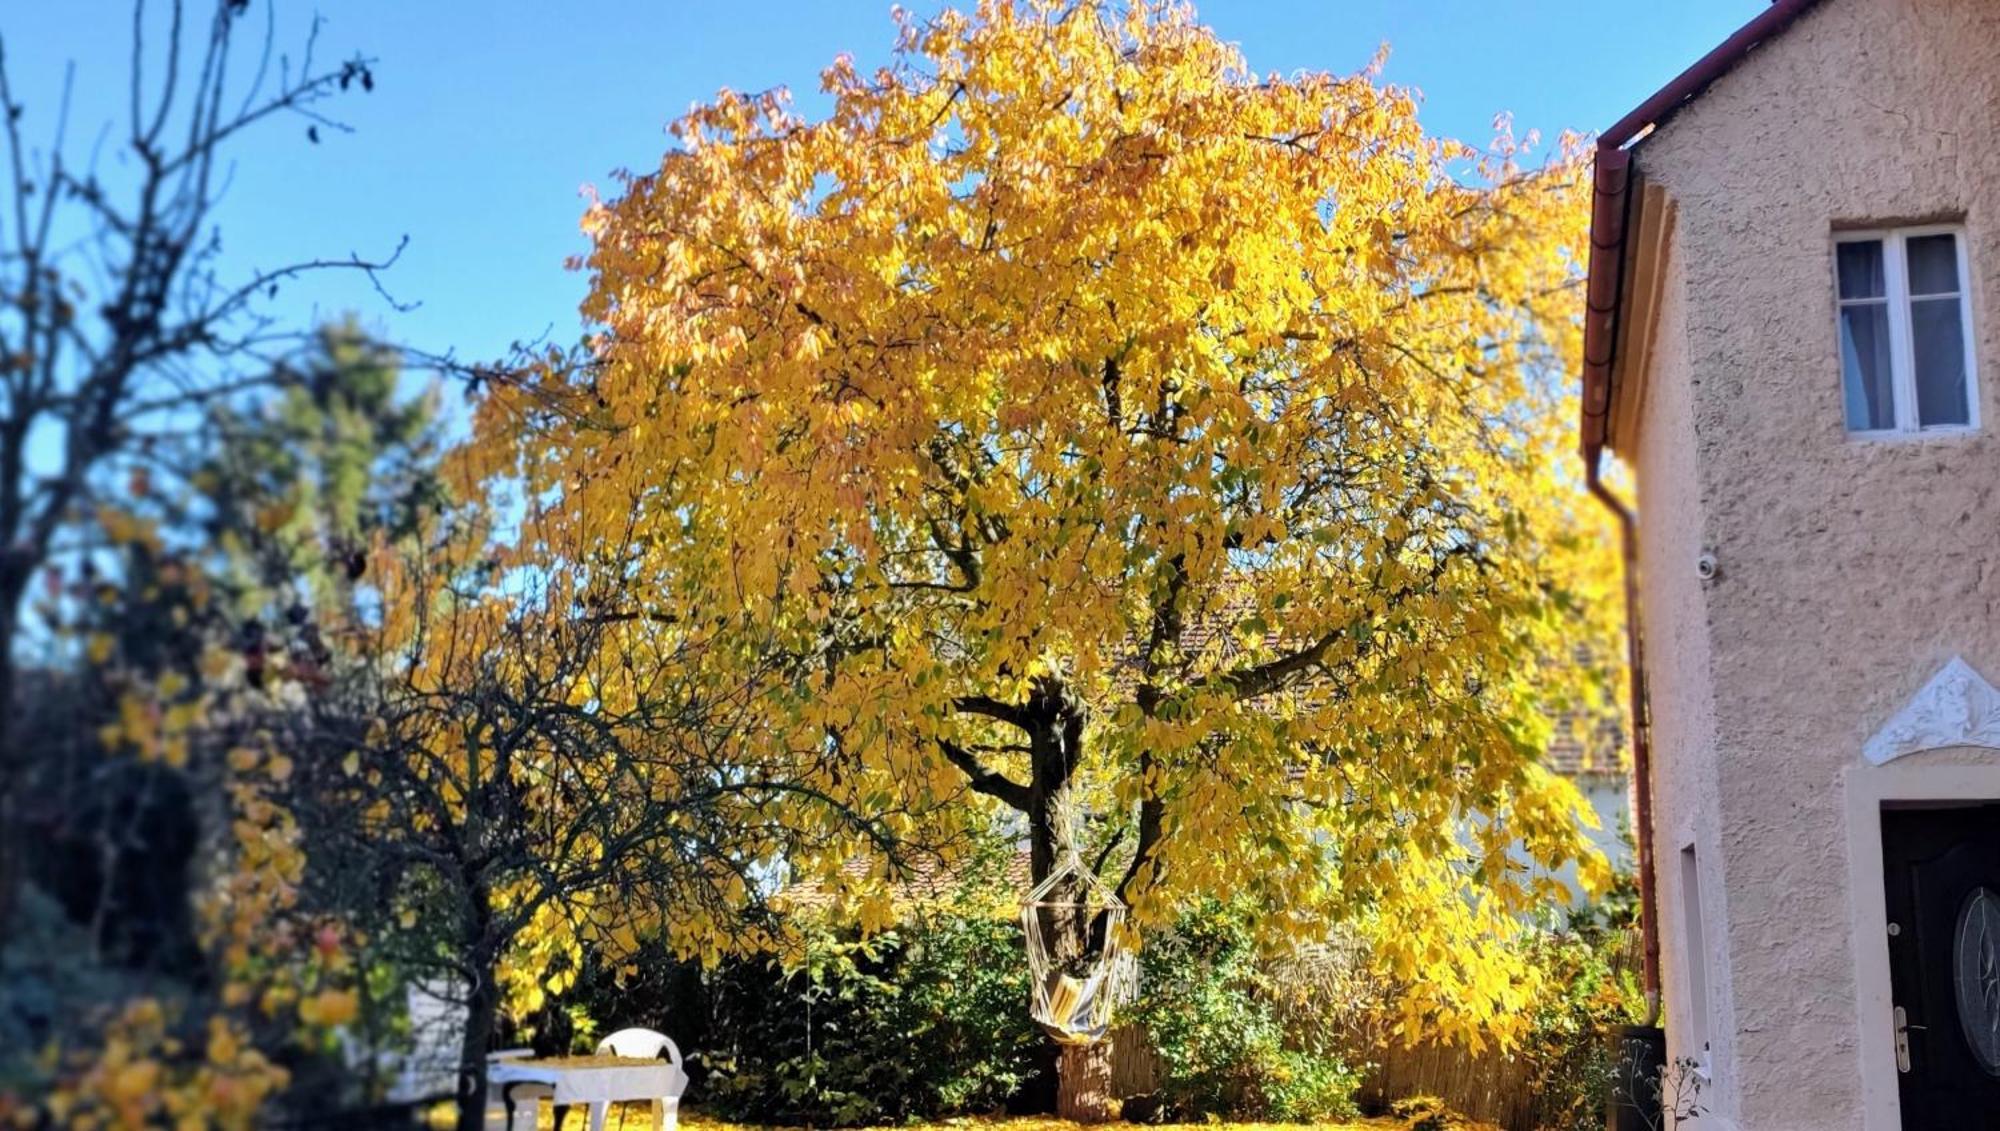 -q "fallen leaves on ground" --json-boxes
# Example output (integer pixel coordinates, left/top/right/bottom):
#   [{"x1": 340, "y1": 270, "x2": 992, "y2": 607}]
[{"x1": 525, "y1": 1109, "x2": 1425, "y2": 1131}]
